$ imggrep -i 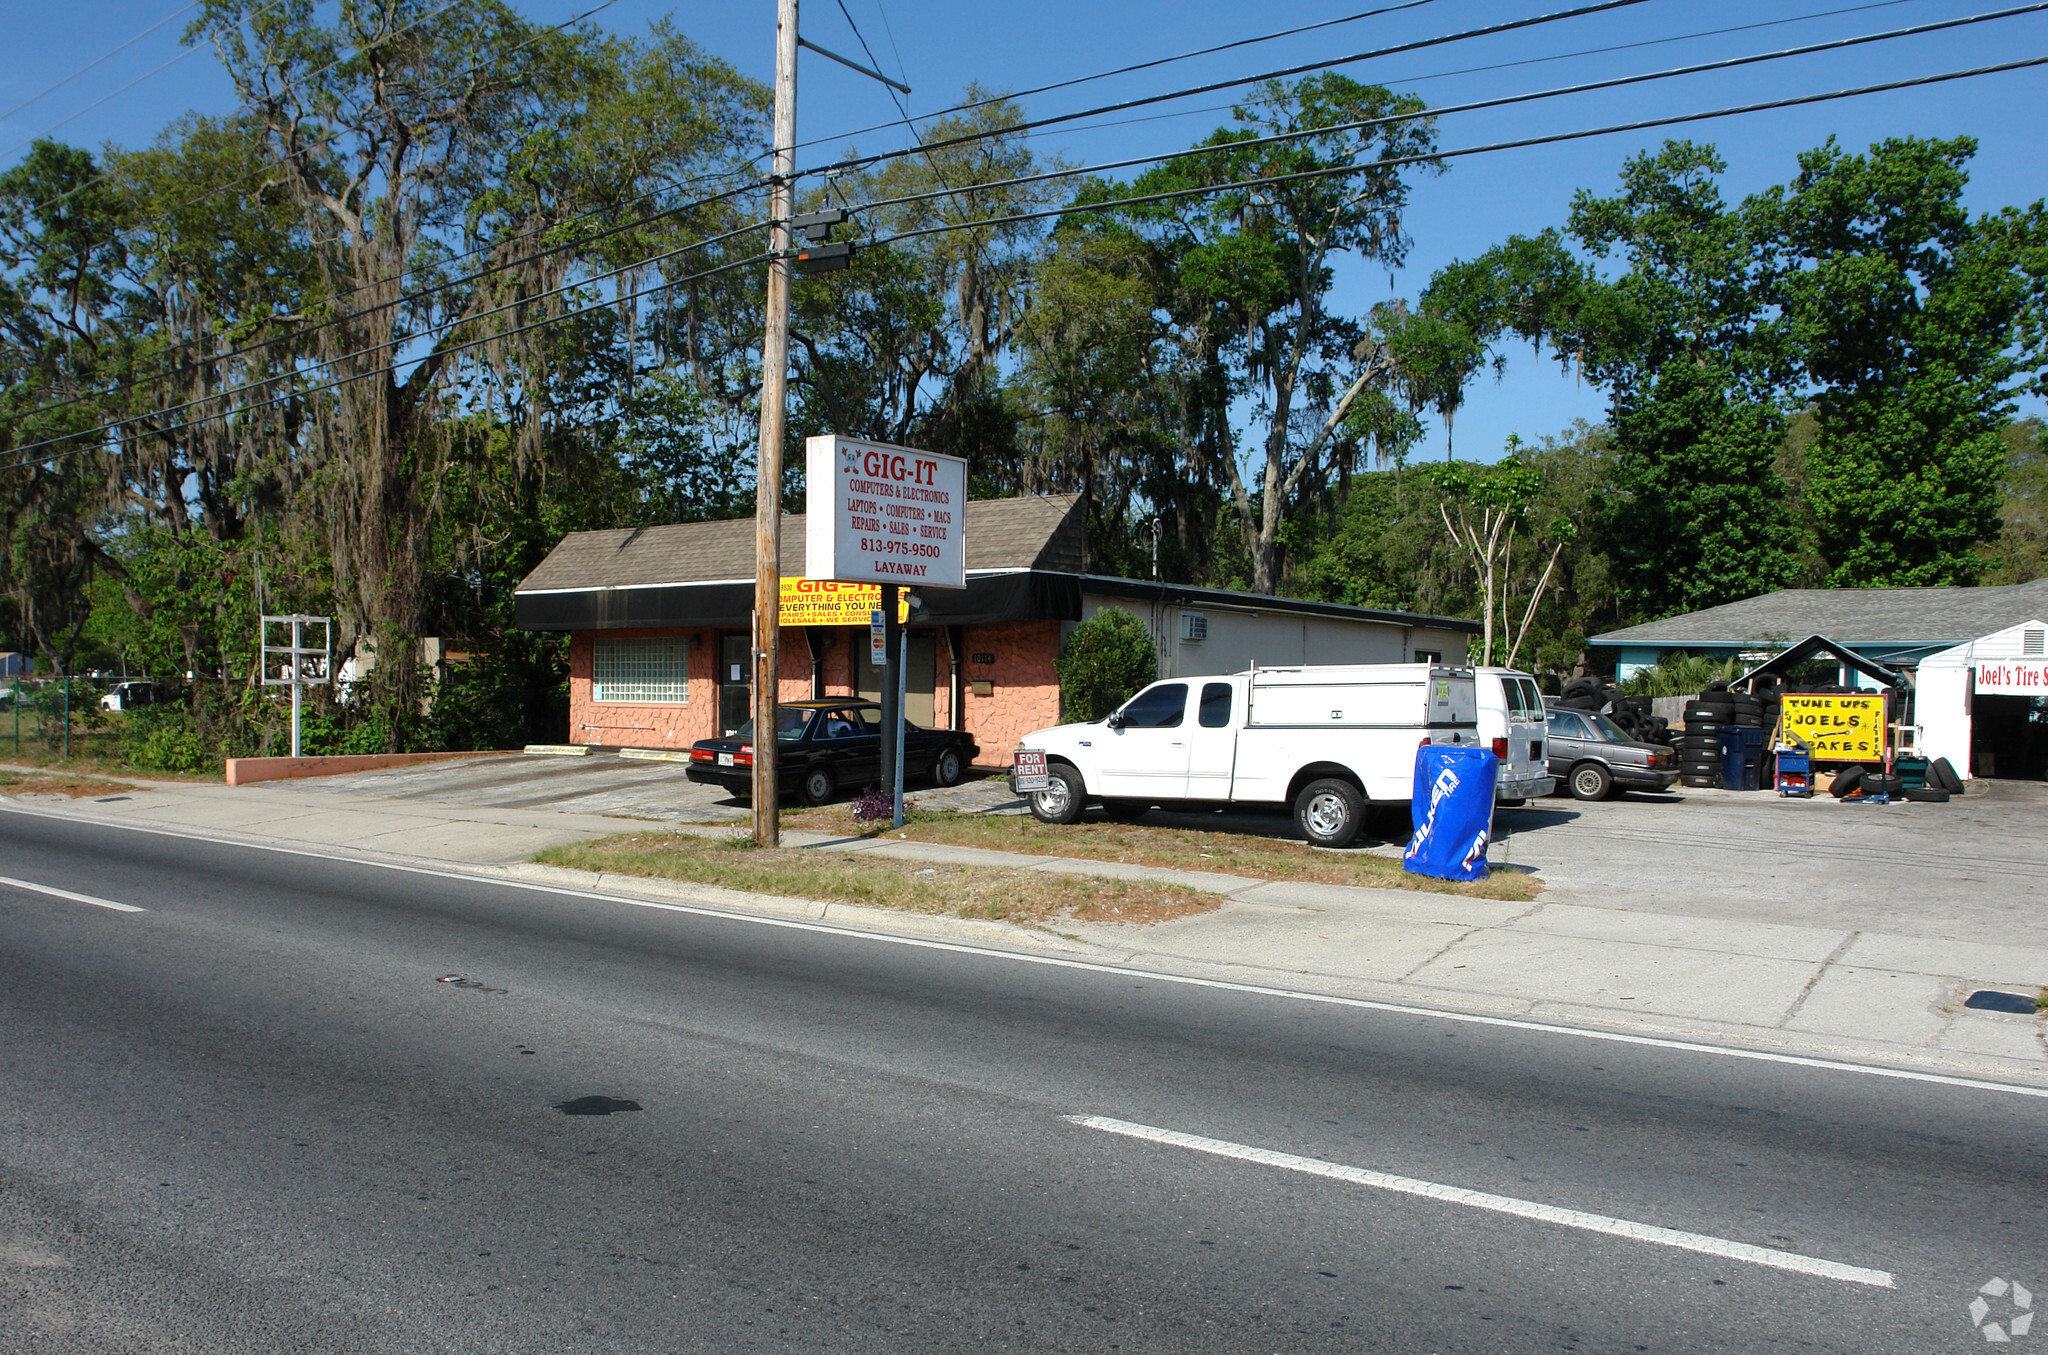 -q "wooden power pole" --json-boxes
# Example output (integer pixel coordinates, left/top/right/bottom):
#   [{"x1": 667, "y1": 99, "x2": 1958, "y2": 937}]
[{"x1": 752, "y1": 0, "x2": 799, "y2": 847}]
